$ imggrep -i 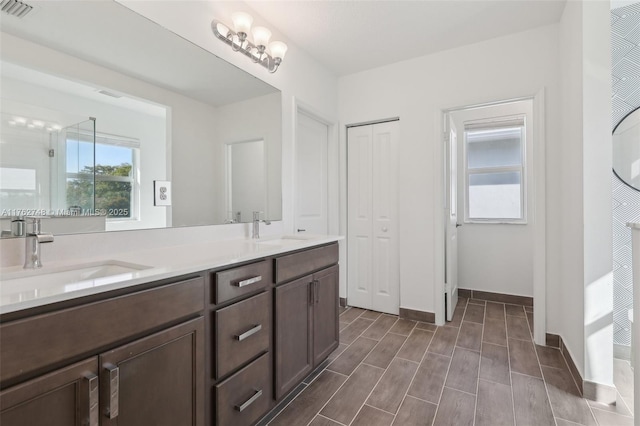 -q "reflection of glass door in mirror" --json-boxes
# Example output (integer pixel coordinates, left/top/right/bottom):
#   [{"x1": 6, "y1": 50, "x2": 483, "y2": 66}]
[
  {"x1": 613, "y1": 107, "x2": 640, "y2": 191},
  {"x1": 52, "y1": 118, "x2": 96, "y2": 214},
  {"x1": 225, "y1": 140, "x2": 266, "y2": 223}
]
